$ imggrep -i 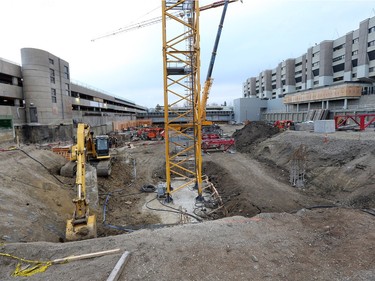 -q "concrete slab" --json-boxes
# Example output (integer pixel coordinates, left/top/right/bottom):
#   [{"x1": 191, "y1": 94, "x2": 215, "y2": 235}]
[
  {"x1": 314, "y1": 120, "x2": 335, "y2": 133},
  {"x1": 143, "y1": 180, "x2": 202, "y2": 225}
]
